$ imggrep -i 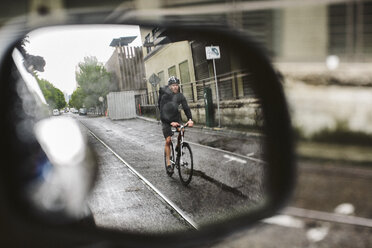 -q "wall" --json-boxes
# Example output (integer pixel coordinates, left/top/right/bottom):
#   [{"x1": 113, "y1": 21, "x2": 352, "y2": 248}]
[
  {"x1": 140, "y1": 98, "x2": 261, "y2": 129},
  {"x1": 280, "y1": 4, "x2": 328, "y2": 61},
  {"x1": 277, "y1": 62, "x2": 372, "y2": 136},
  {"x1": 107, "y1": 91, "x2": 136, "y2": 120},
  {"x1": 105, "y1": 46, "x2": 146, "y2": 92},
  {"x1": 144, "y1": 41, "x2": 196, "y2": 95}
]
